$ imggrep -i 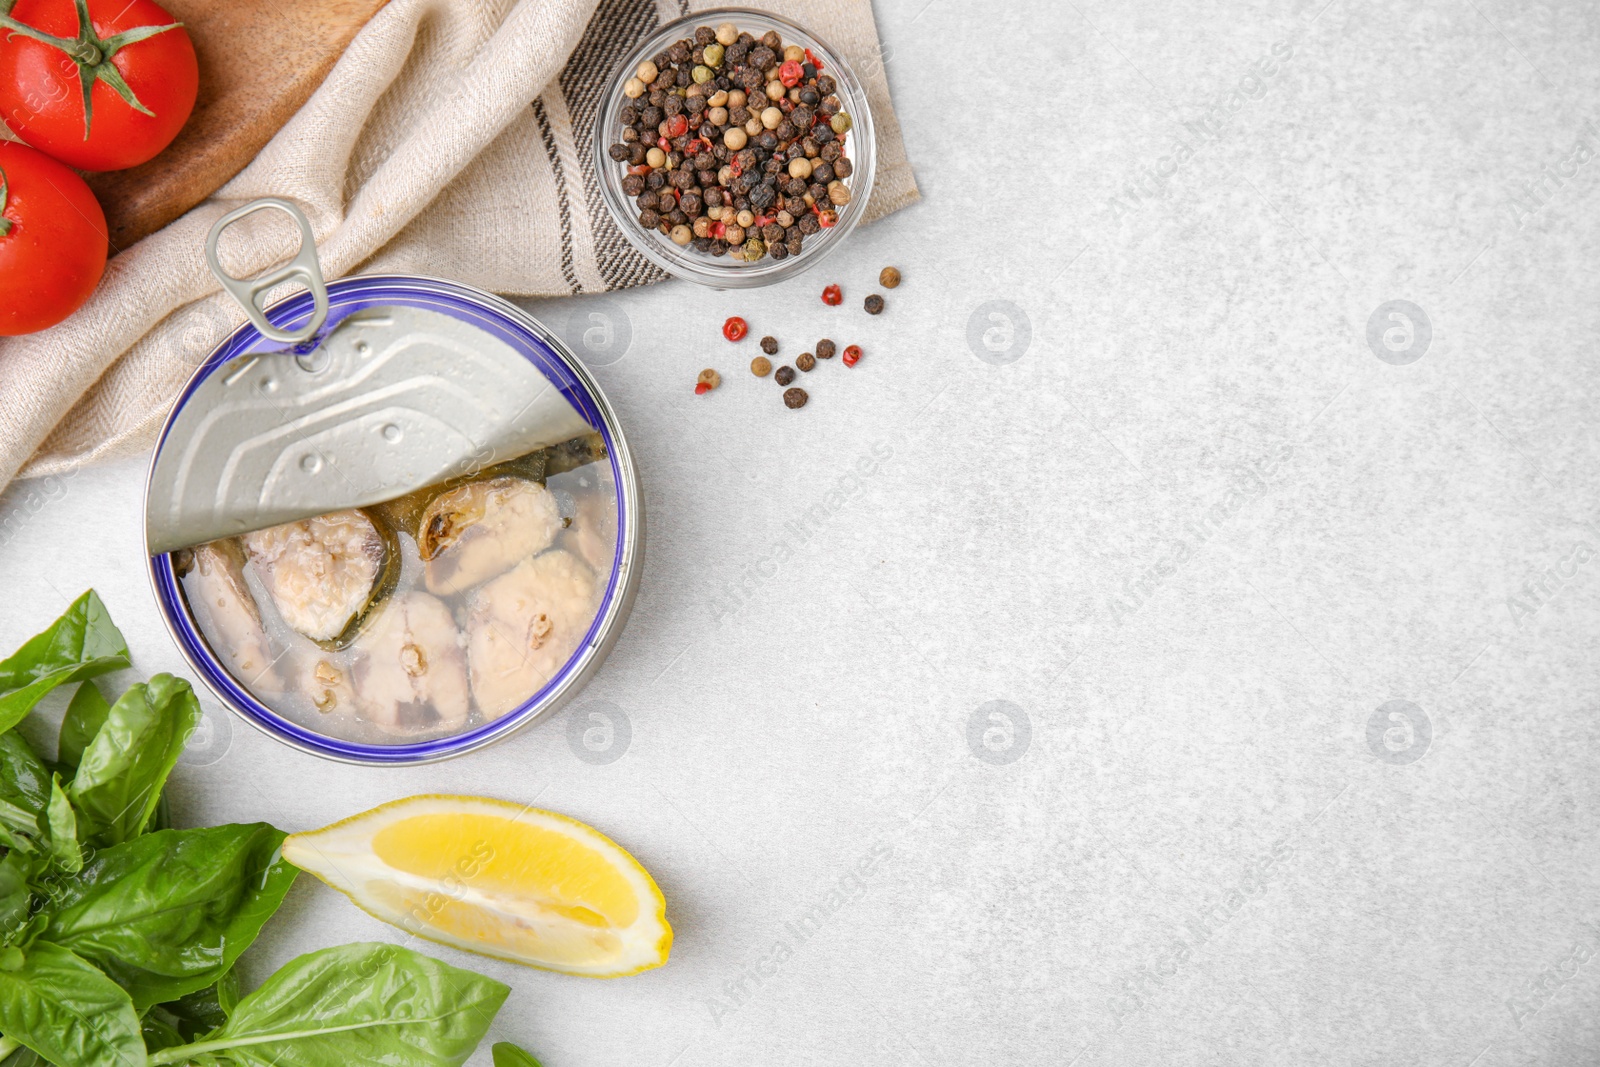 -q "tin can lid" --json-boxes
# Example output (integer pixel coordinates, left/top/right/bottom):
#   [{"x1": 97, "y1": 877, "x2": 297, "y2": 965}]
[{"x1": 147, "y1": 201, "x2": 591, "y2": 555}]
